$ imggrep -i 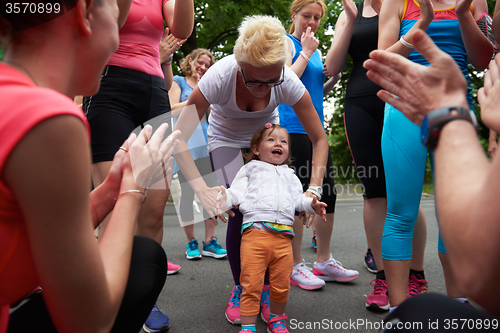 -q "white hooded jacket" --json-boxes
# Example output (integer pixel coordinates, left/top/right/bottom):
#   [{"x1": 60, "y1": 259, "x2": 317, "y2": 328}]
[{"x1": 224, "y1": 160, "x2": 315, "y2": 225}]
